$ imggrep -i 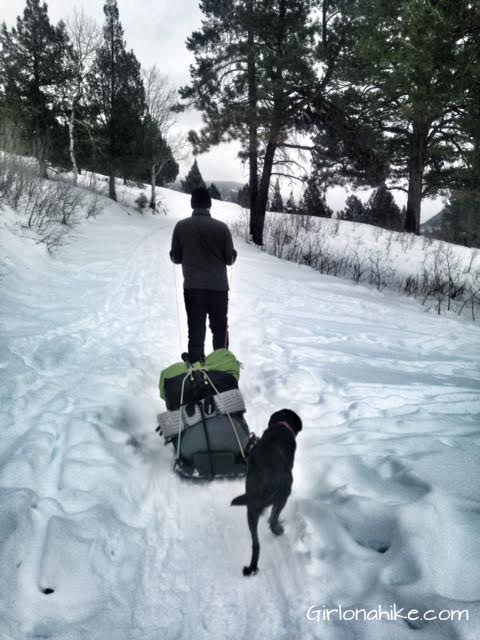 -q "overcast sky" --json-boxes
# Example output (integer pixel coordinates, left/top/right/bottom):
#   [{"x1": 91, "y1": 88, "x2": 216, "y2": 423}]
[{"x1": 2, "y1": 0, "x2": 441, "y2": 218}]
